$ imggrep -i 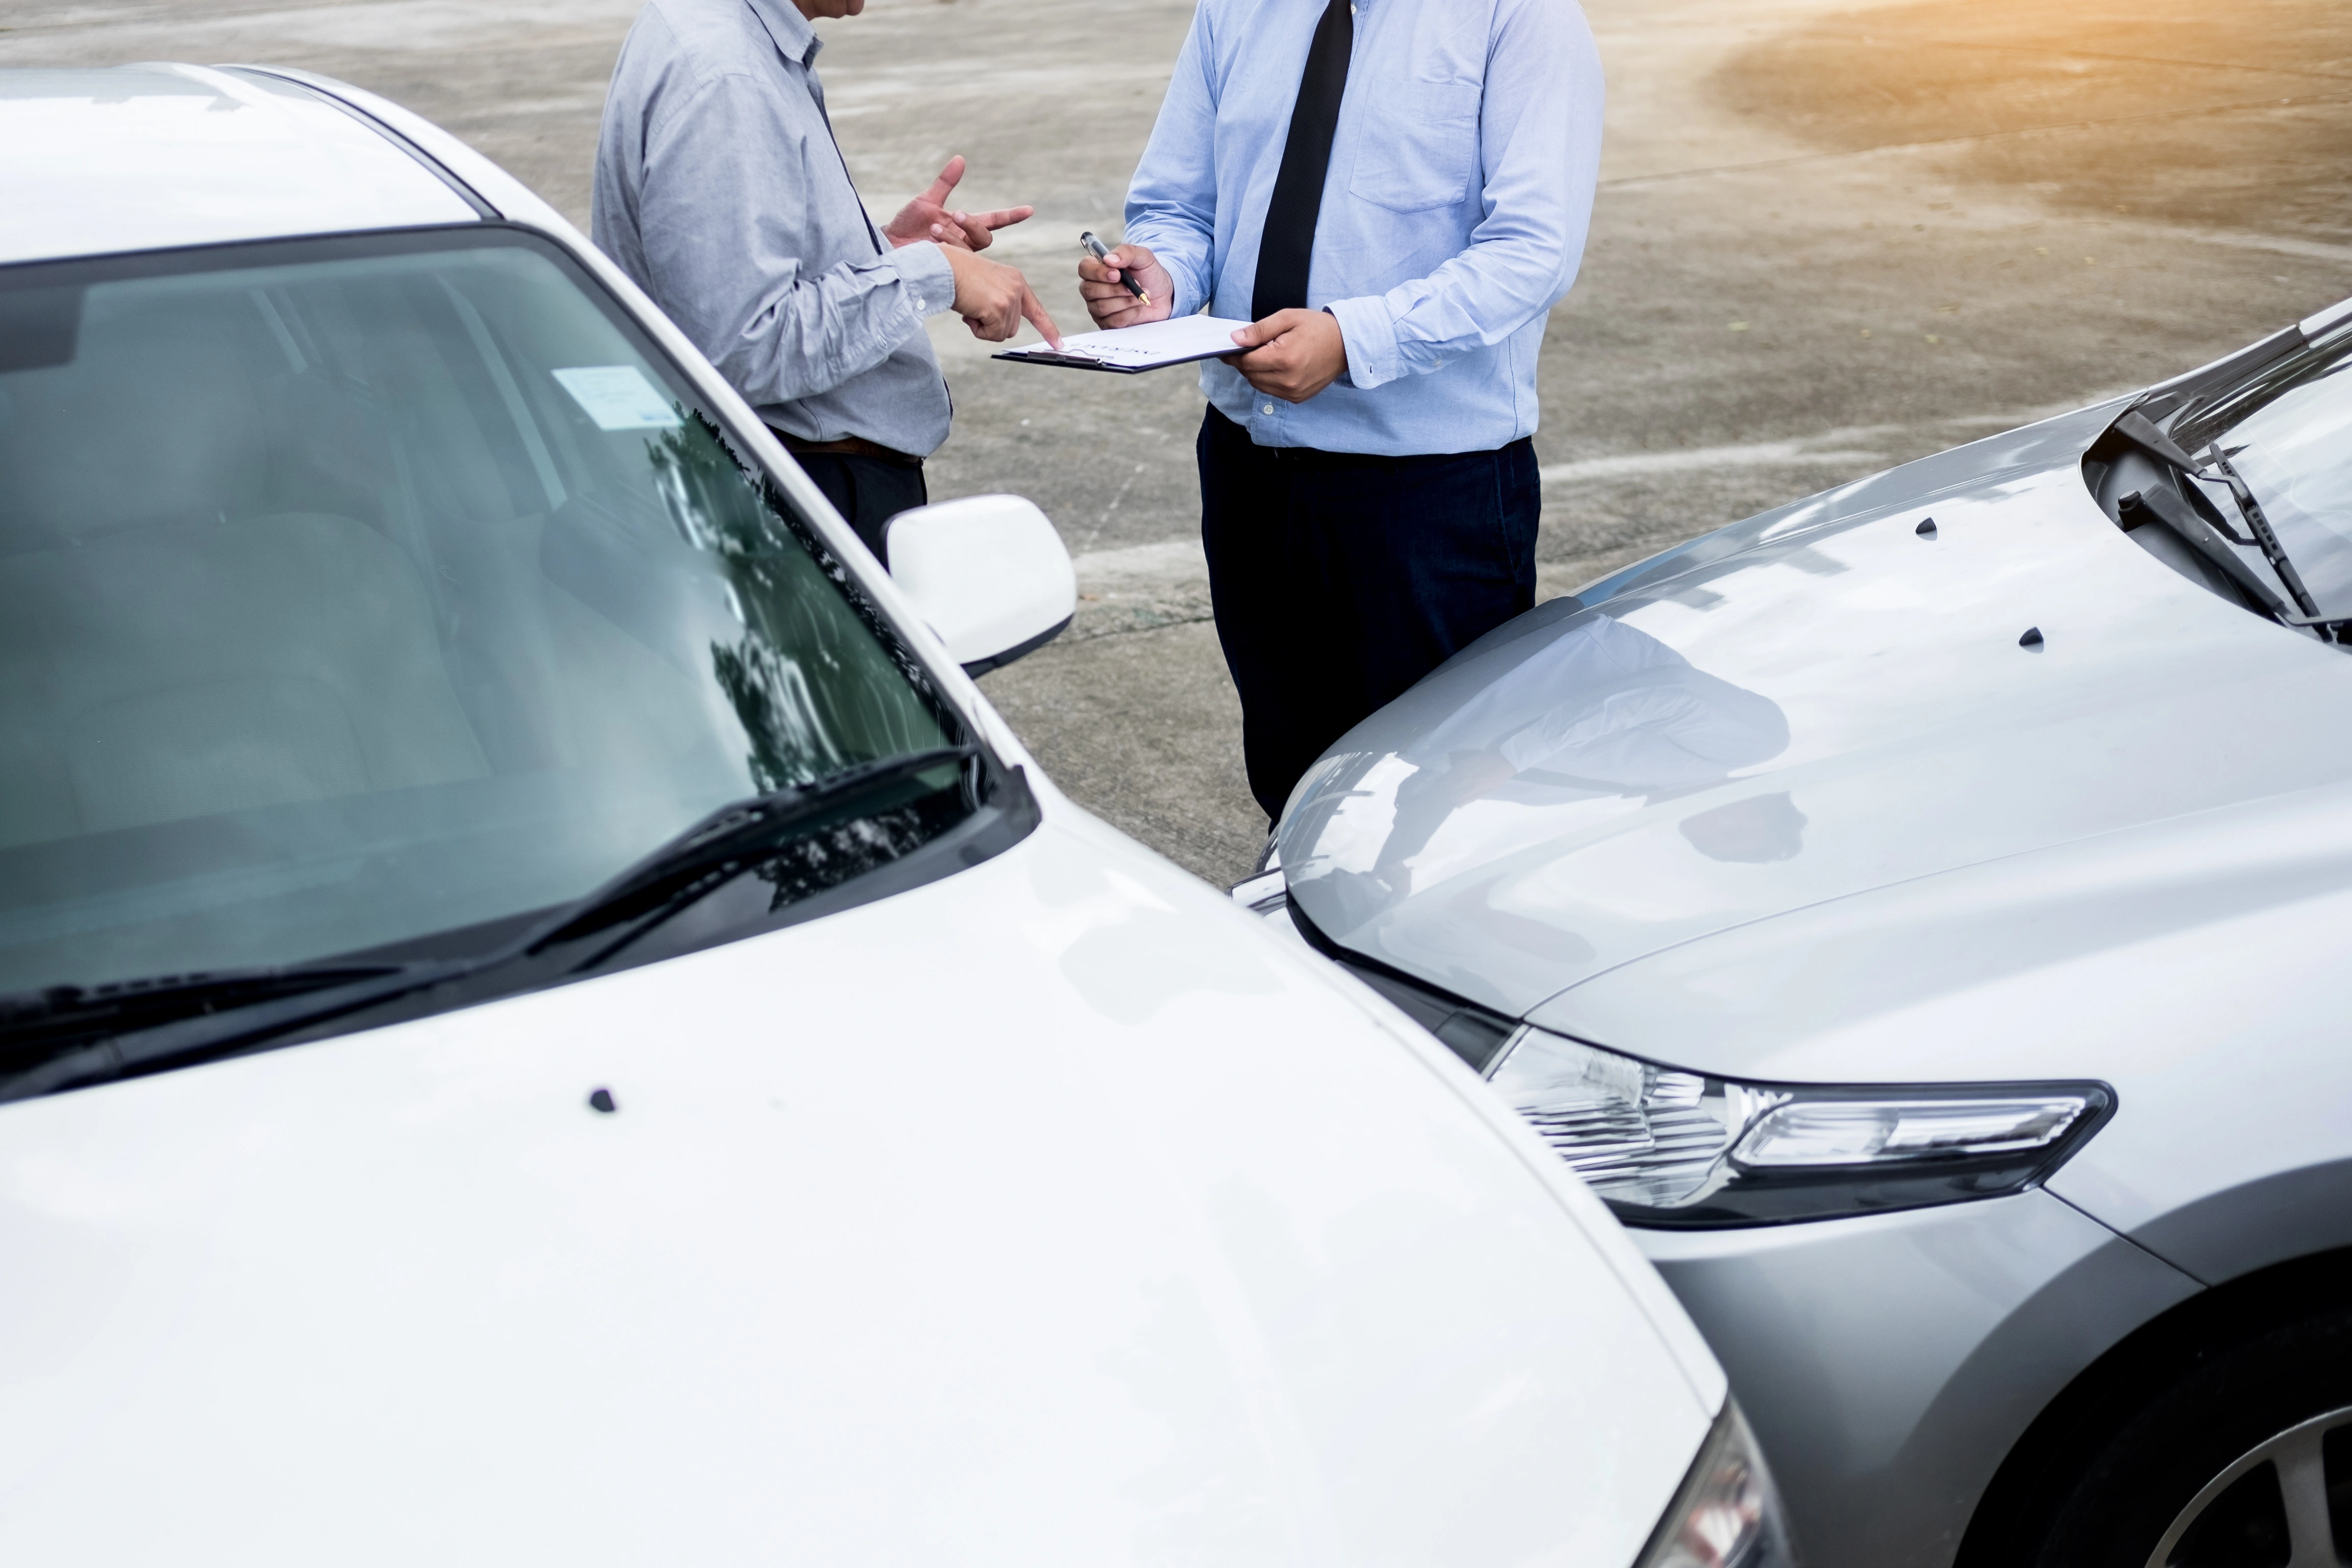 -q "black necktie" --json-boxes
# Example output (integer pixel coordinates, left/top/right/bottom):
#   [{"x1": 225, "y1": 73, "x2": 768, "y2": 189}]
[{"x1": 1252, "y1": 0, "x2": 1353, "y2": 321}]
